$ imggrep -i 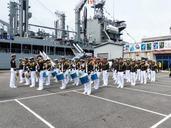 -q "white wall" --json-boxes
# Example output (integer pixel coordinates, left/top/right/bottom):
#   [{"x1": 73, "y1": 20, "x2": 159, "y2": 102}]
[
  {"x1": 124, "y1": 51, "x2": 155, "y2": 60},
  {"x1": 94, "y1": 44, "x2": 123, "y2": 59}
]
